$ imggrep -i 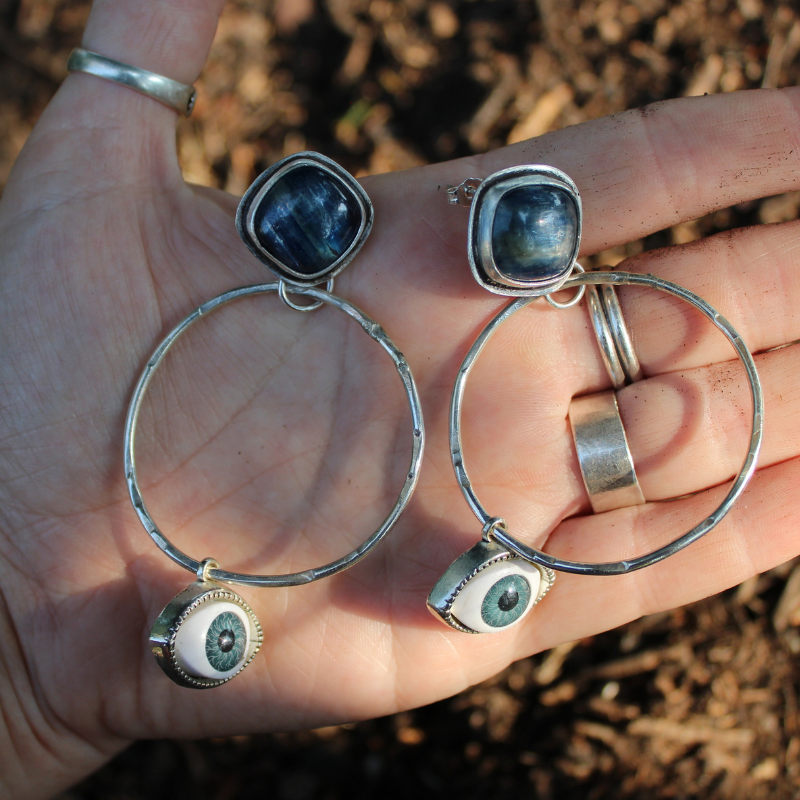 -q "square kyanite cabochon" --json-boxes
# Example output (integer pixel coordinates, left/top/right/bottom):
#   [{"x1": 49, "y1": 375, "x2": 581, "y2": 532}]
[
  {"x1": 468, "y1": 165, "x2": 582, "y2": 296},
  {"x1": 236, "y1": 152, "x2": 374, "y2": 287}
]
